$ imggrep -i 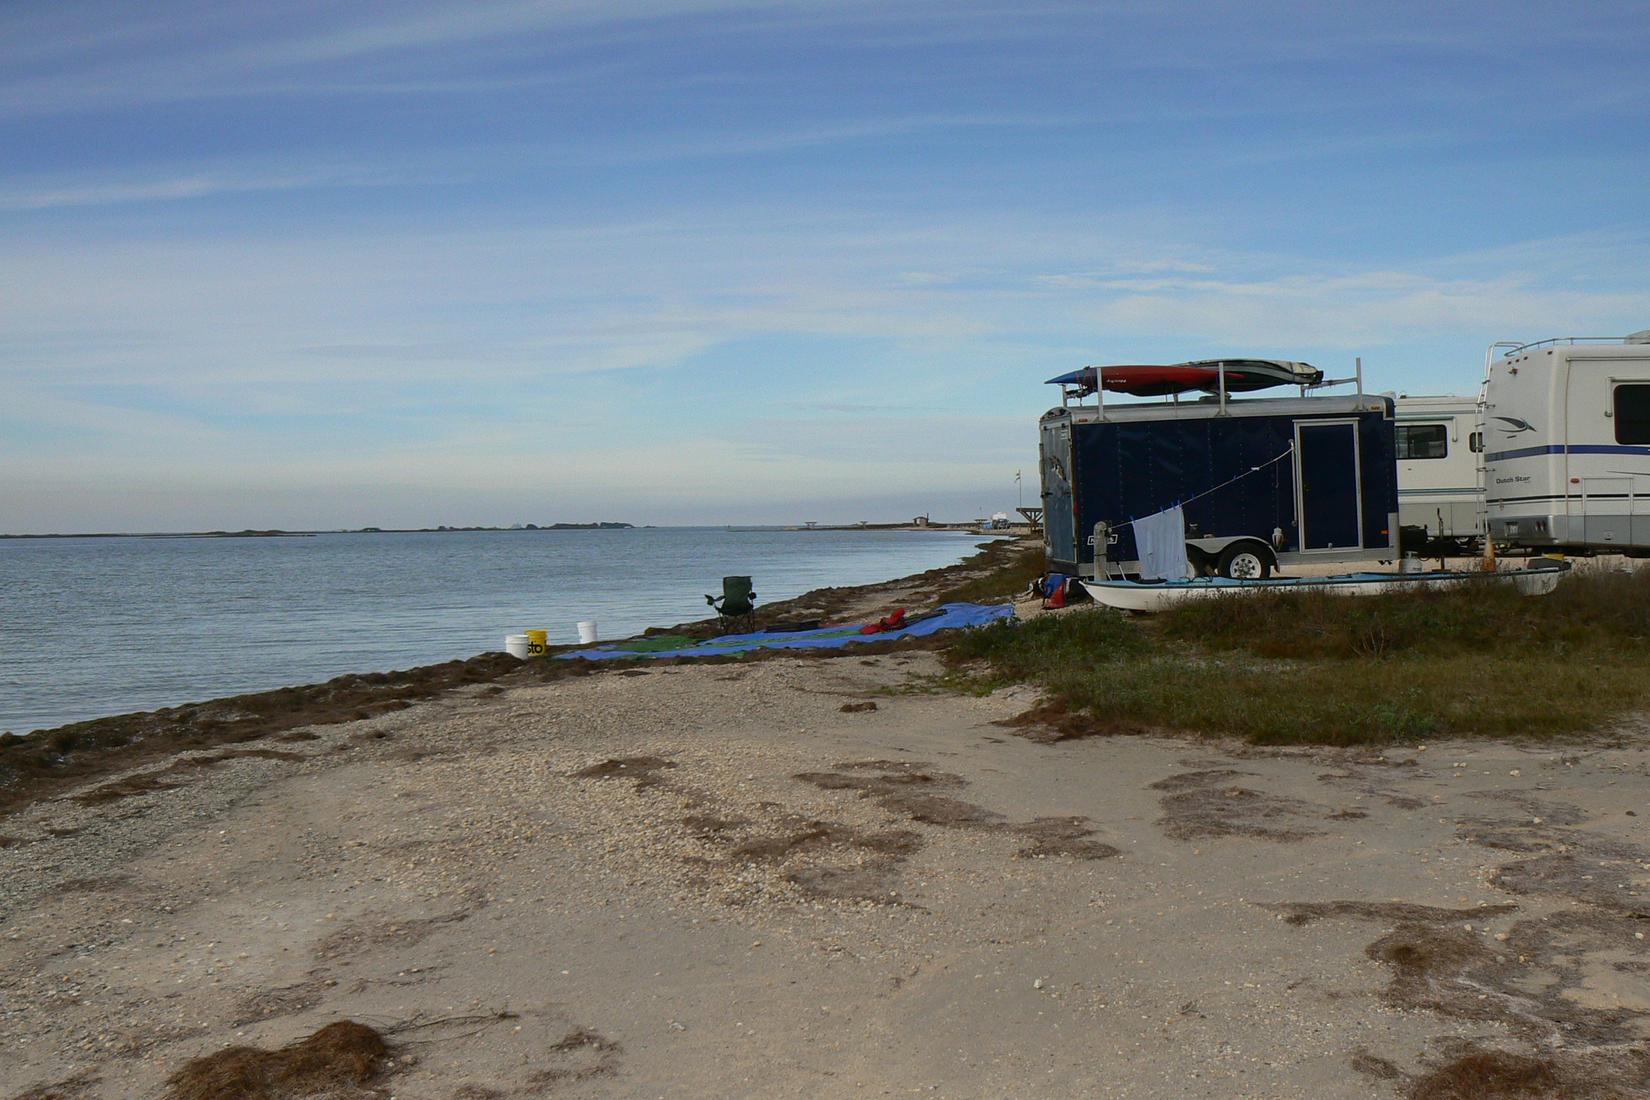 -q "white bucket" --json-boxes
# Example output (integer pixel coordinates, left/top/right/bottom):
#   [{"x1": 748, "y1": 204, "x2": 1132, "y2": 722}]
[
  {"x1": 504, "y1": 633, "x2": 531, "y2": 659},
  {"x1": 1401, "y1": 553, "x2": 1423, "y2": 574},
  {"x1": 577, "y1": 620, "x2": 599, "y2": 644}
]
